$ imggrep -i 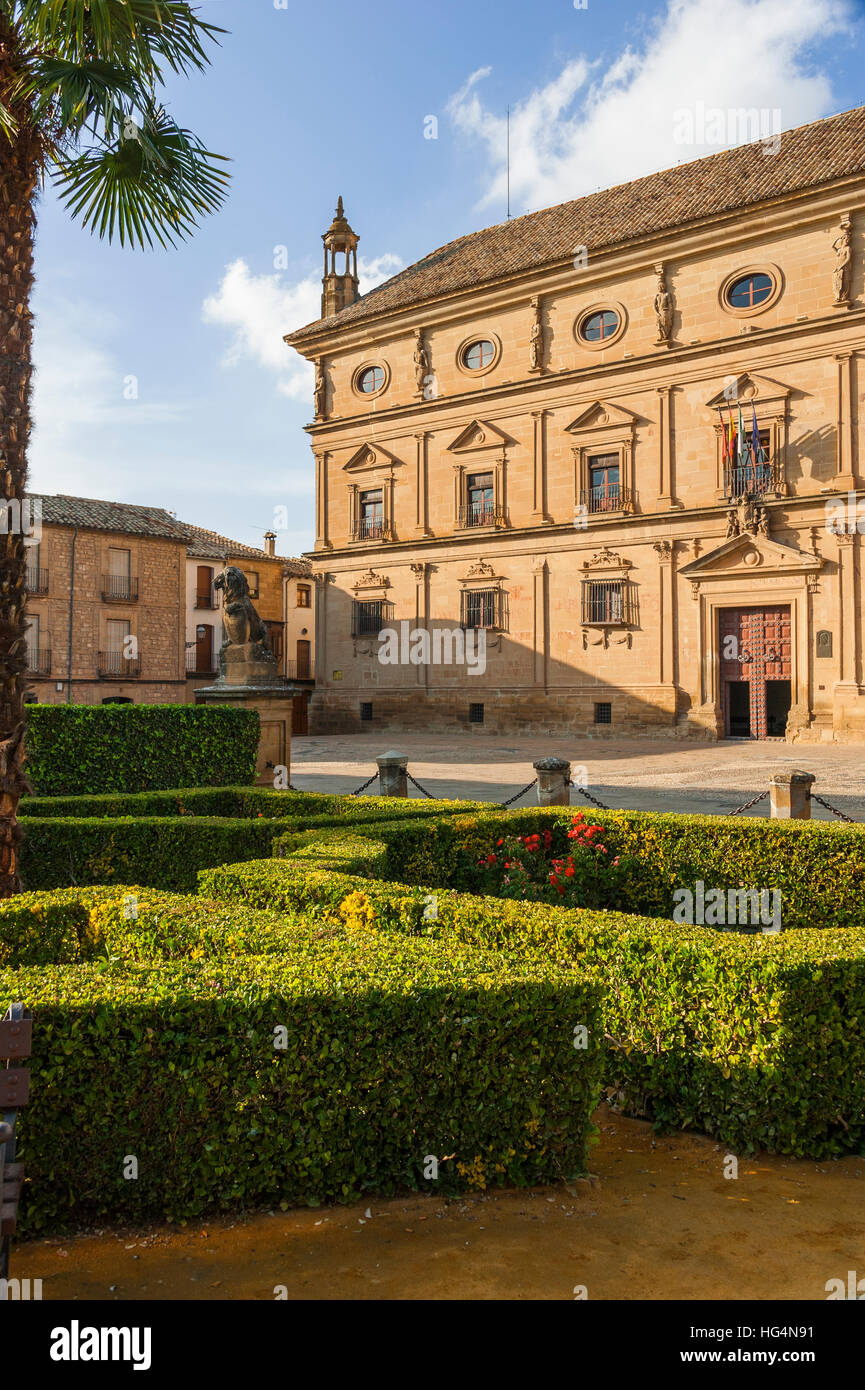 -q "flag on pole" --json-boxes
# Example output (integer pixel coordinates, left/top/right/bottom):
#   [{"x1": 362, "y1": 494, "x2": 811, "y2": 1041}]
[
  {"x1": 737, "y1": 404, "x2": 748, "y2": 467},
  {"x1": 717, "y1": 406, "x2": 728, "y2": 463},
  {"x1": 751, "y1": 403, "x2": 766, "y2": 465},
  {"x1": 727, "y1": 401, "x2": 736, "y2": 469}
]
